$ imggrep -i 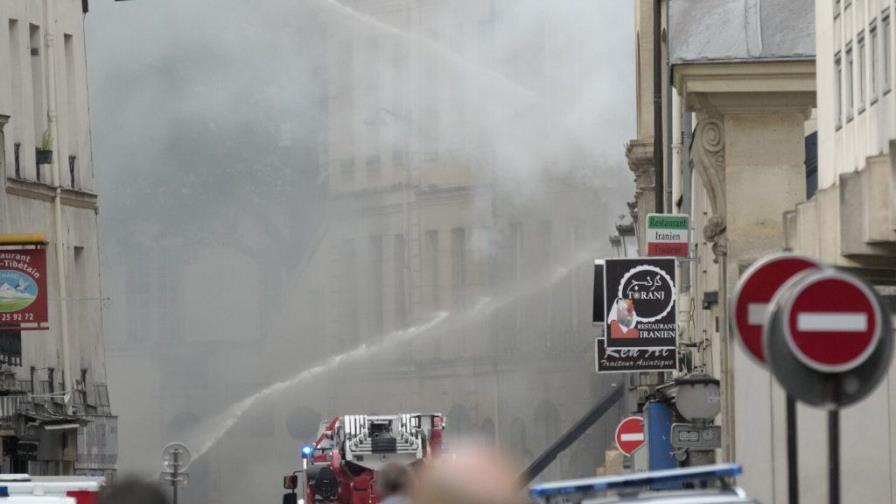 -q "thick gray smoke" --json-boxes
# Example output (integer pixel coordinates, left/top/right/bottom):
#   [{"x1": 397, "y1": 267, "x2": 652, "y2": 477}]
[{"x1": 87, "y1": 1, "x2": 634, "y2": 502}]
